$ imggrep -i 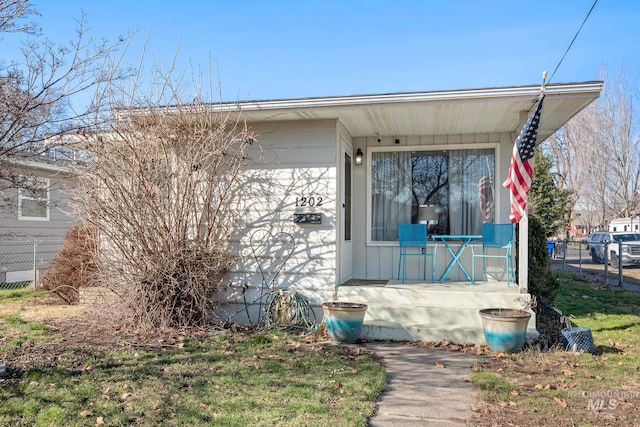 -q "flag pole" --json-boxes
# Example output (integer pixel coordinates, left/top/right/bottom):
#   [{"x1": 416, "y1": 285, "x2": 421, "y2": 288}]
[{"x1": 519, "y1": 70, "x2": 548, "y2": 294}]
